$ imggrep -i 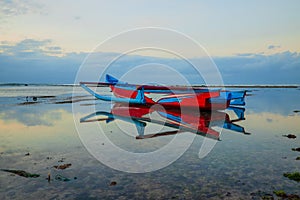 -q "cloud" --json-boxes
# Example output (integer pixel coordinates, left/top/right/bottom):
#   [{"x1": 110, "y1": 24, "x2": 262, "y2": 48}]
[
  {"x1": 268, "y1": 44, "x2": 281, "y2": 50},
  {"x1": 0, "y1": 39, "x2": 299, "y2": 85},
  {"x1": 245, "y1": 89, "x2": 300, "y2": 115},
  {"x1": 0, "y1": 39, "x2": 63, "y2": 57},
  {"x1": 236, "y1": 53, "x2": 256, "y2": 57},
  {"x1": 0, "y1": 0, "x2": 43, "y2": 17},
  {"x1": 1, "y1": 106, "x2": 63, "y2": 126},
  {"x1": 0, "y1": 39, "x2": 87, "y2": 83},
  {"x1": 74, "y1": 16, "x2": 81, "y2": 20},
  {"x1": 214, "y1": 51, "x2": 300, "y2": 84}
]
